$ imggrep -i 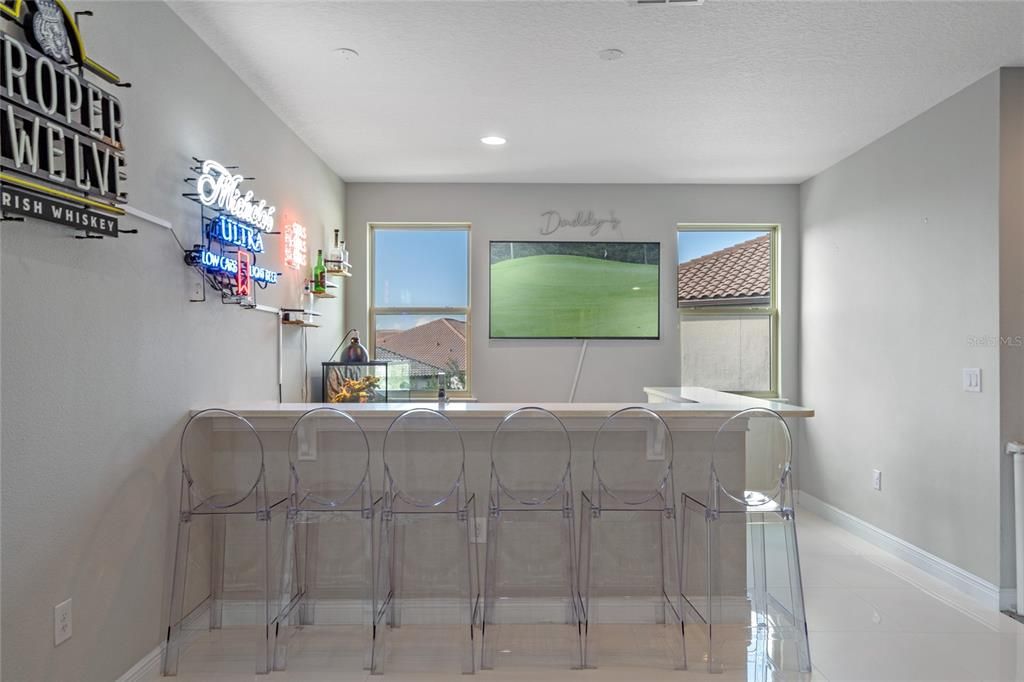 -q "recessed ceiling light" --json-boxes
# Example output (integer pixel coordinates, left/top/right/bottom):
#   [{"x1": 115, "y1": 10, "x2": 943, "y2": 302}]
[
  {"x1": 333, "y1": 48, "x2": 359, "y2": 61},
  {"x1": 481, "y1": 136, "x2": 507, "y2": 146},
  {"x1": 598, "y1": 48, "x2": 625, "y2": 61}
]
